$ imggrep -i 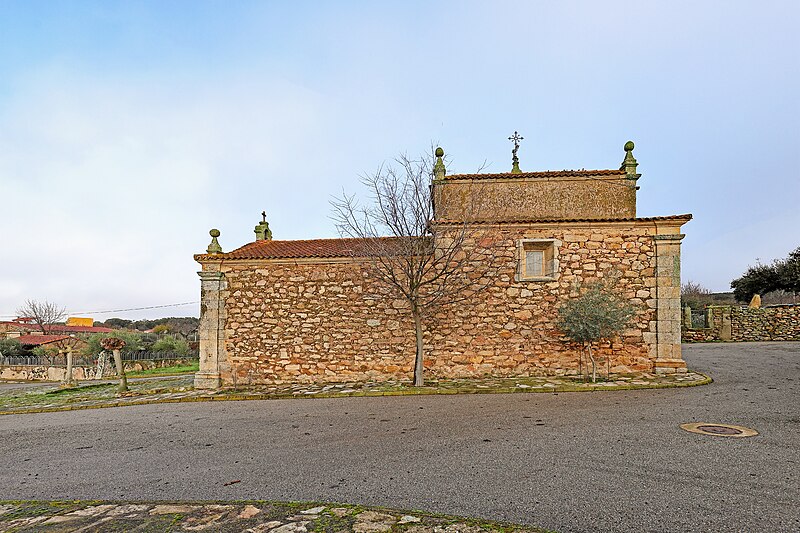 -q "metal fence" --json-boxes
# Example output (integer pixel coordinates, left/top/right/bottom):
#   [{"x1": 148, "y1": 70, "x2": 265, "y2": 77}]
[
  {"x1": 121, "y1": 350, "x2": 194, "y2": 361},
  {"x1": 1, "y1": 350, "x2": 195, "y2": 368},
  {"x1": 1, "y1": 355, "x2": 69, "y2": 366}
]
